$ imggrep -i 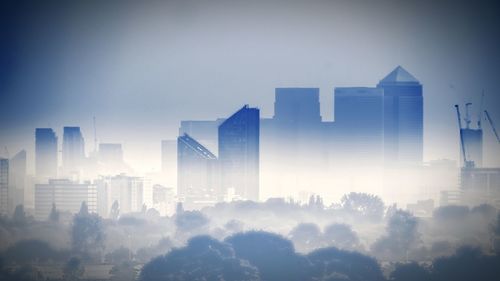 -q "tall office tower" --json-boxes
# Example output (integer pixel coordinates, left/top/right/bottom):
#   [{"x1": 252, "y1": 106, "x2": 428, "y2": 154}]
[
  {"x1": 161, "y1": 140, "x2": 177, "y2": 188},
  {"x1": 63, "y1": 127, "x2": 85, "y2": 173},
  {"x1": 274, "y1": 88, "x2": 322, "y2": 131},
  {"x1": 333, "y1": 87, "x2": 384, "y2": 165},
  {"x1": 0, "y1": 158, "x2": 8, "y2": 215},
  {"x1": 219, "y1": 105, "x2": 259, "y2": 201},
  {"x1": 177, "y1": 134, "x2": 218, "y2": 202},
  {"x1": 377, "y1": 66, "x2": 423, "y2": 164},
  {"x1": 35, "y1": 128, "x2": 58, "y2": 178},
  {"x1": 9, "y1": 150, "x2": 27, "y2": 210},
  {"x1": 35, "y1": 179, "x2": 97, "y2": 220}
]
